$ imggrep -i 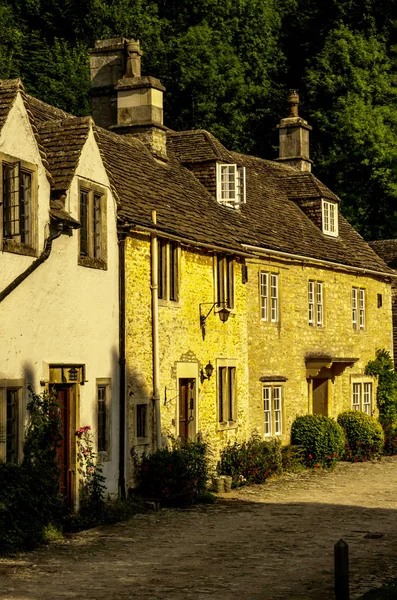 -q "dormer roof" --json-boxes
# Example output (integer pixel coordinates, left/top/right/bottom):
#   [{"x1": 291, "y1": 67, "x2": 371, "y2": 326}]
[{"x1": 167, "y1": 130, "x2": 235, "y2": 164}]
